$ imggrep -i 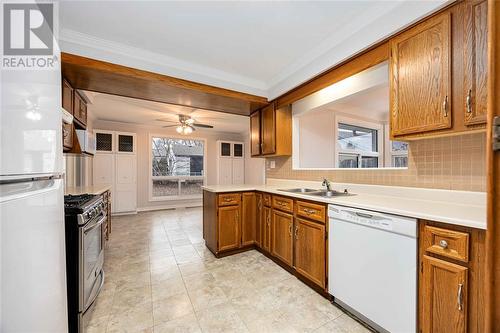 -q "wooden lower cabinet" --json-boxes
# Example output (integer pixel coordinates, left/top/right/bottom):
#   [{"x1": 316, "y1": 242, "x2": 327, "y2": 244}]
[
  {"x1": 271, "y1": 210, "x2": 293, "y2": 266},
  {"x1": 262, "y1": 206, "x2": 272, "y2": 252},
  {"x1": 255, "y1": 193, "x2": 263, "y2": 247},
  {"x1": 218, "y1": 205, "x2": 241, "y2": 252},
  {"x1": 421, "y1": 255, "x2": 468, "y2": 333},
  {"x1": 241, "y1": 192, "x2": 256, "y2": 246},
  {"x1": 294, "y1": 218, "x2": 326, "y2": 288}
]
